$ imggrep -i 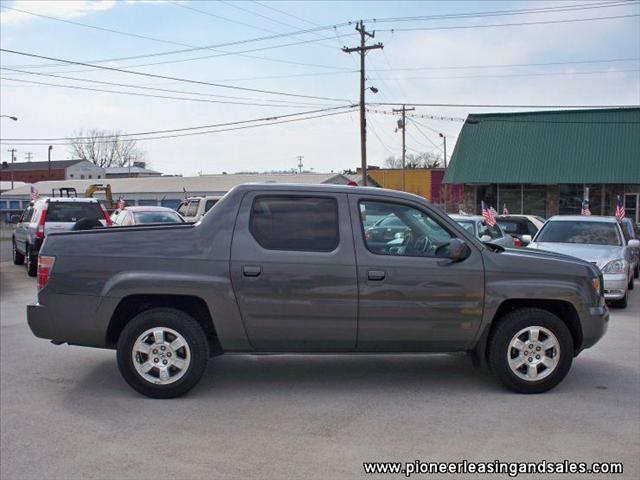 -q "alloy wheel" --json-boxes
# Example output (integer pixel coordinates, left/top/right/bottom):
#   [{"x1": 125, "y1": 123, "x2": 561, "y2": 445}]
[
  {"x1": 507, "y1": 326, "x2": 560, "y2": 381},
  {"x1": 131, "y1": 327, "x2": 191, "y2": 385}
]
